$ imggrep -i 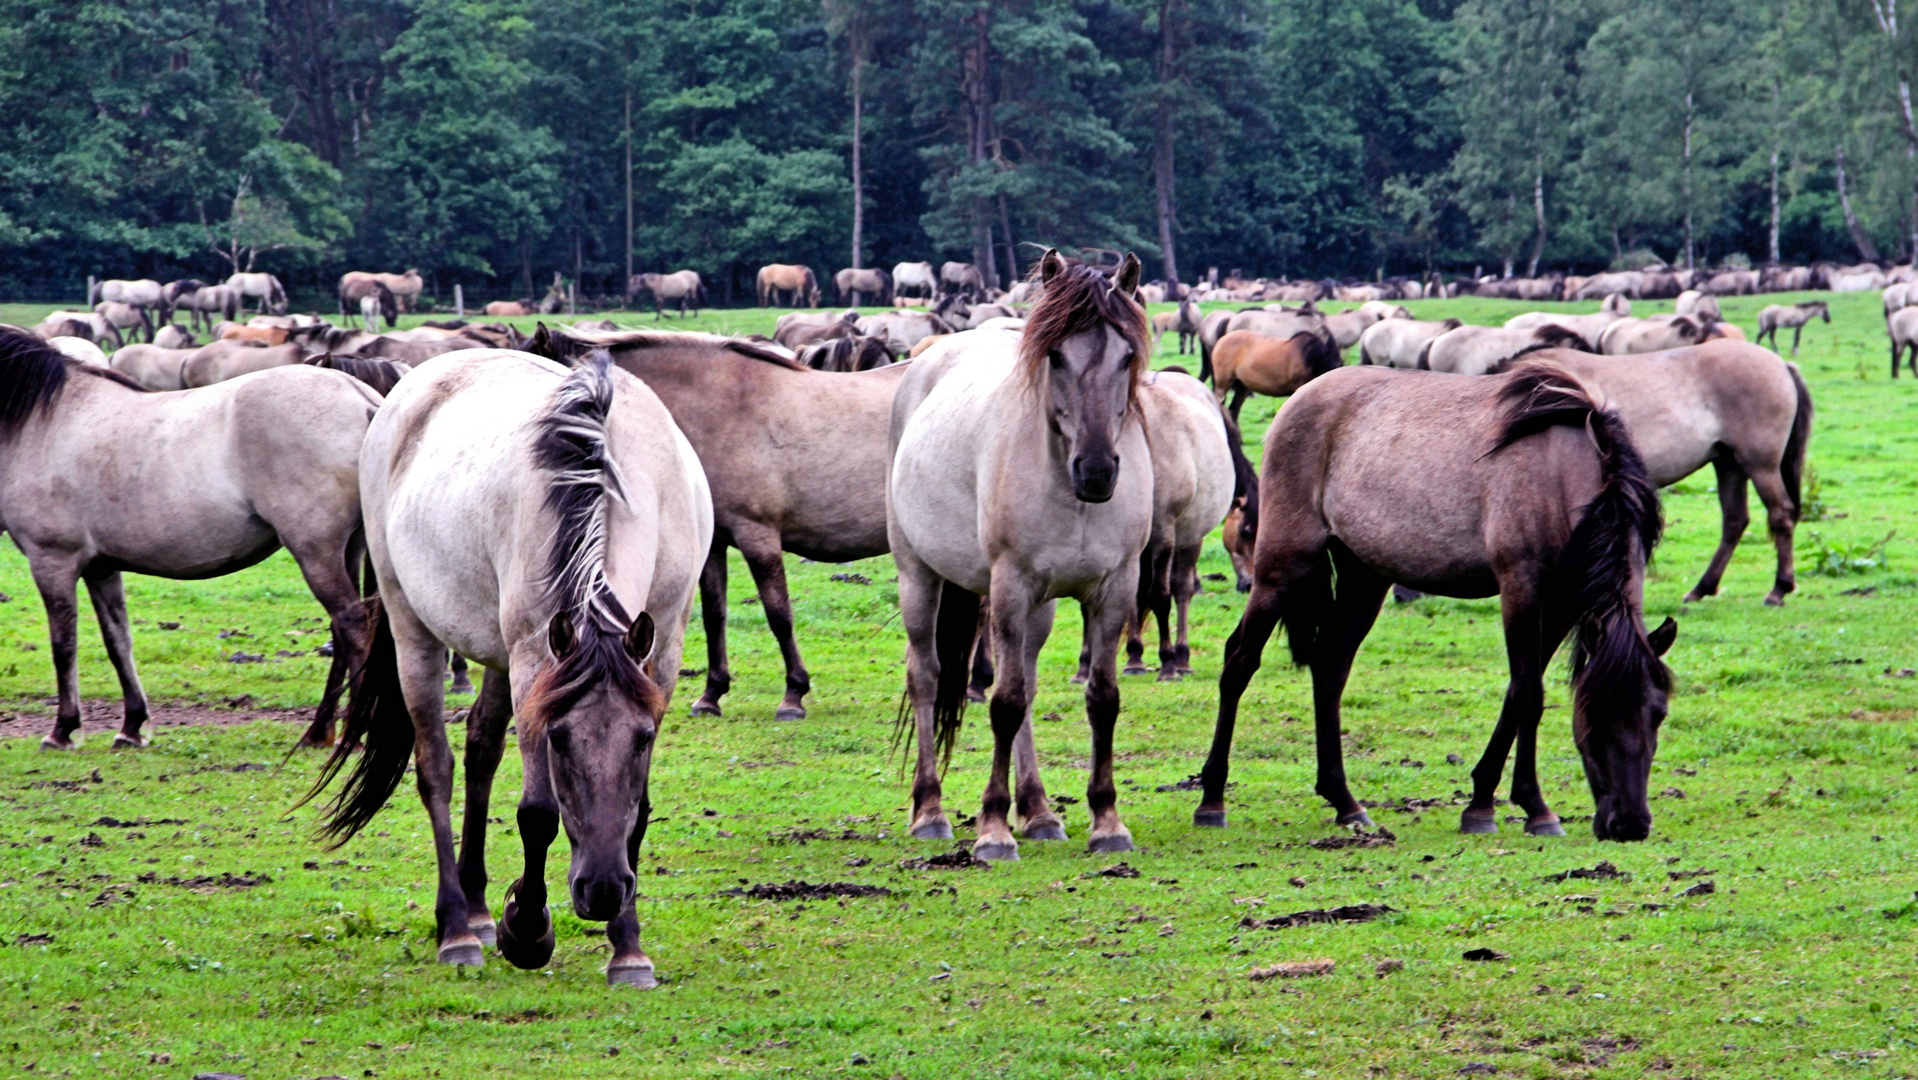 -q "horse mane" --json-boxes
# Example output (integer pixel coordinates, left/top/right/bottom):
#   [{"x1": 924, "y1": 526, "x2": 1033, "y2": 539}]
[
  {"x1": 535, "y1": 324, "x2": 808, "y2": 370},
  {"x1": 421, "y1": 319, "x2": 468, "y2": 330},
  {"x1": 1290, "y1": 329, "x2": 1343, "y2": 379},
  {"x1": 306, "y1": 355, "x2": 409, "y2": 395},
  {"x1": 519, "y1": 351, "x2": 666, "y2": 735},
  {"x1": 0, "y1": 326, "x2": 150, "y2": 439},
  {"x1": 1492, "y1": 364, "x2": 1669, "y2": 729},
  {"x1": 1017, "y1": 260, "x2": 1150, "y2": 393}
]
